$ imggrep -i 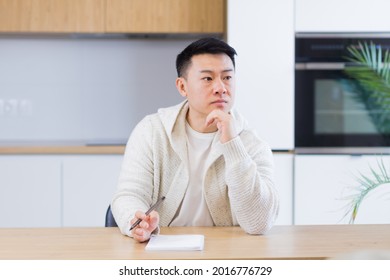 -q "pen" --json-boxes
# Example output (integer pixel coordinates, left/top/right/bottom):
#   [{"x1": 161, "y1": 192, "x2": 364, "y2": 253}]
[{"x1": 129, "y1": 196, "x2": 166, "y2": 231}]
